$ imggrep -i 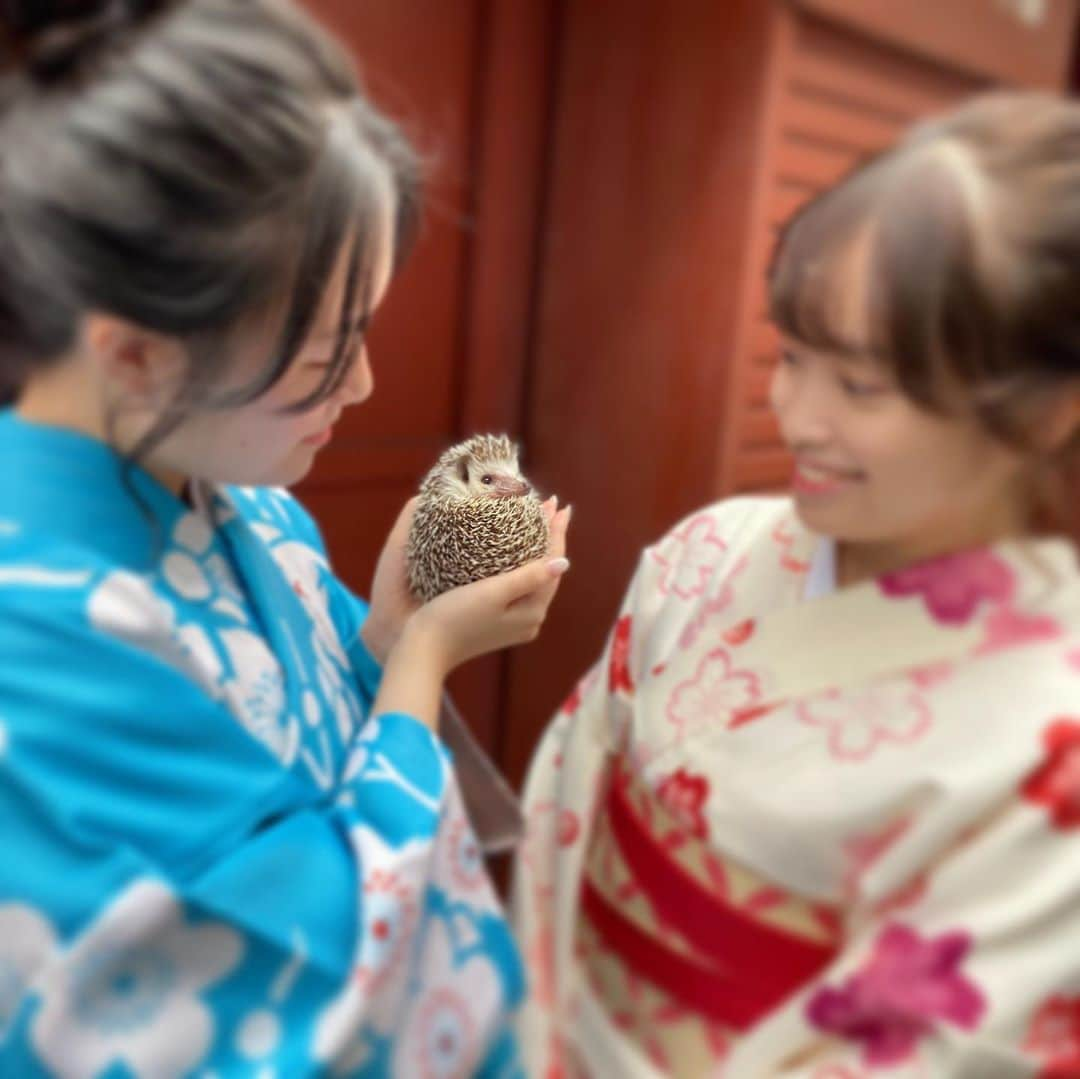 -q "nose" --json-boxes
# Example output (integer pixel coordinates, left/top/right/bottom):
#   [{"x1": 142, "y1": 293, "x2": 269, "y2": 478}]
[
  {"x1": 339, "y1": 346, "x2": 374, "y2": 408},
  {"x1": 770, "y1": 357, "x2": 833, "y2": 451},
  {"x1": 493, "y1": 476, "x2": 531, "y2": 497}
]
